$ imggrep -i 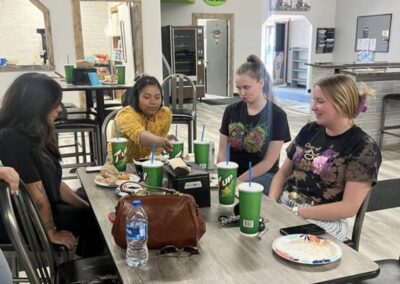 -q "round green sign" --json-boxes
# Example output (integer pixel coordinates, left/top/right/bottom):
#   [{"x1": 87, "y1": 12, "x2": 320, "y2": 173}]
[{"x1": 204, "y1": 0, "x2": 226, "y2": 6}]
